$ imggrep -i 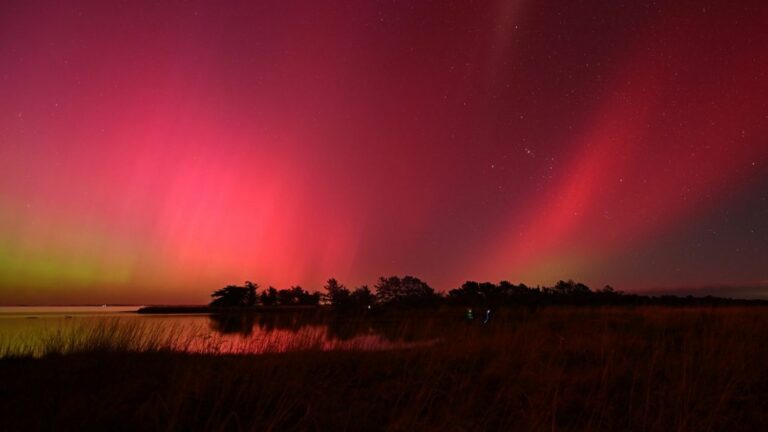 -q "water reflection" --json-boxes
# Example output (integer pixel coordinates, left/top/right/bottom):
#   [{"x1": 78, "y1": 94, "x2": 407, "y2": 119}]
[
  {"x1": 207, "y1": 311, "x2": 437, "y2": 344},
  {"x1": 209, "y1": 311, "x2": 360, "y2": 339},
  {"x1": 209, "y1": 313, "x2": 258, "y2": 336},
  {"x1": 195, "y1": 311, "x2": 441, "y2": 354},
  {"x1": 0, "y1": 308, "x2": 441, "y2": 357}
]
